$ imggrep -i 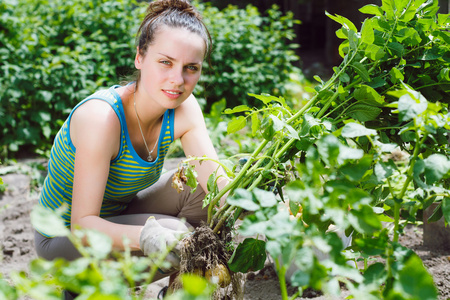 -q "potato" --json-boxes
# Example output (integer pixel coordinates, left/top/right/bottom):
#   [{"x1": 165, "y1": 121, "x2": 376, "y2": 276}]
[{"x1": 205, "y1": 264, "x2": 231, "y2": 288}]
